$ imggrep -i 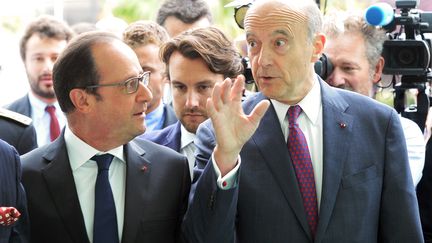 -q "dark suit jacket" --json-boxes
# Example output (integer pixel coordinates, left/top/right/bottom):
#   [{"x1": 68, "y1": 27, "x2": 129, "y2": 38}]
[
  {"x1": 0, "y1": 108, "x2": 37, "y2": 155},
  {"x1": 5, "y1": 95, "x2": 31, "y2": 117},
  {"x1": 0, "y1": 139, "x2": 29, "y2": 243},
  {"x1": 142, "y1": 121, "x2": 182, "y2": 152},
  {"x1": 162, "y1": 104, "x2": 178, "y2": 129},
  {"x1": 21, "y1": 134, "x2": 190, "y2": 243},
  {"x1": 417, "y1": 138, "x2": 432, "y2": 242},
  {"x1": 183, "y1": 79, "x2": 423, "y2": 243}
]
